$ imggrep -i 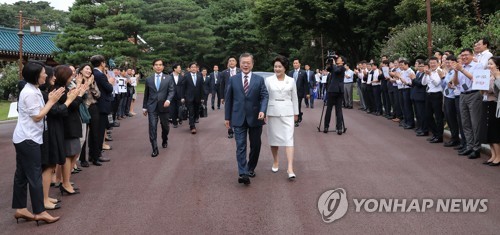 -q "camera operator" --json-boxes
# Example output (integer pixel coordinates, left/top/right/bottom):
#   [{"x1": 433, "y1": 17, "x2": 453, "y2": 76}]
[{"x1": 323, "y1": 55, "x2": 347, "y2": 135}]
